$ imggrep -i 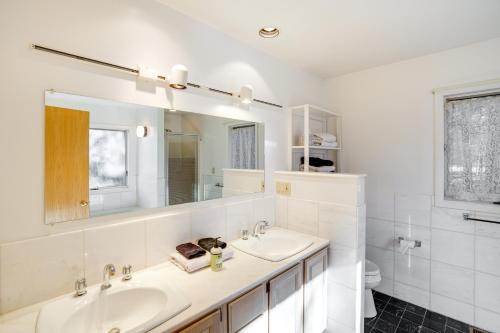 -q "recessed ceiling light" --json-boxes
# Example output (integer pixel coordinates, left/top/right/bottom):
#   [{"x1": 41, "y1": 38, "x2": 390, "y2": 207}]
[{"x1": 259, "y1": 26, "x2": 279, "y2": 38}]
